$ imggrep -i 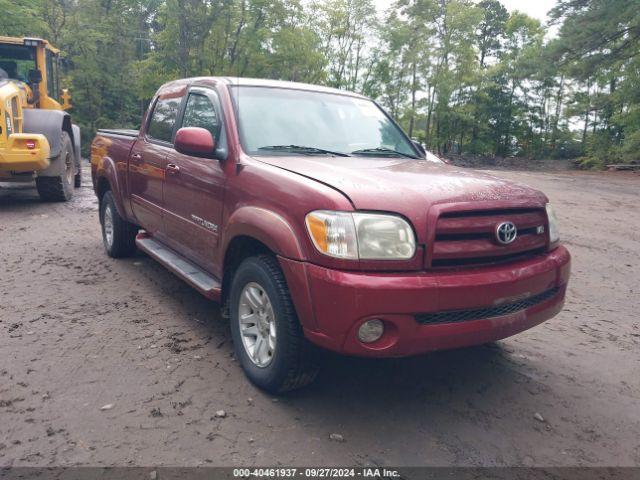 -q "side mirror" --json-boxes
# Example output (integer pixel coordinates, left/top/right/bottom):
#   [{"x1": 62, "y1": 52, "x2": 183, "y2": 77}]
[
  {"x1": 412, "y1": 140, "x2": 426, "y2": 158},
  {"x1": 28, "y1": 69, "x2": 42, "y2": 84},
  {"x1": 174, "y1": 127, "x2": 216, "y2": 158}
]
